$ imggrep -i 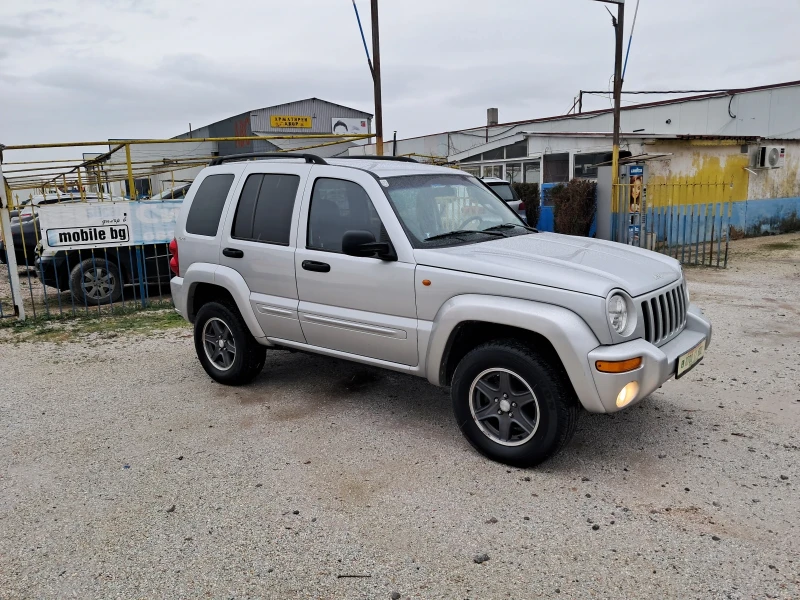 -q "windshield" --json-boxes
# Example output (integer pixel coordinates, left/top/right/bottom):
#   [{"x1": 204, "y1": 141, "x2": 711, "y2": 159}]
[
  {"x1": 383, "y1": 174, "x2": 524, "y2": 247},
  {"x1": 487, "y1": 182, "x2": 515, "y2": 201}
]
